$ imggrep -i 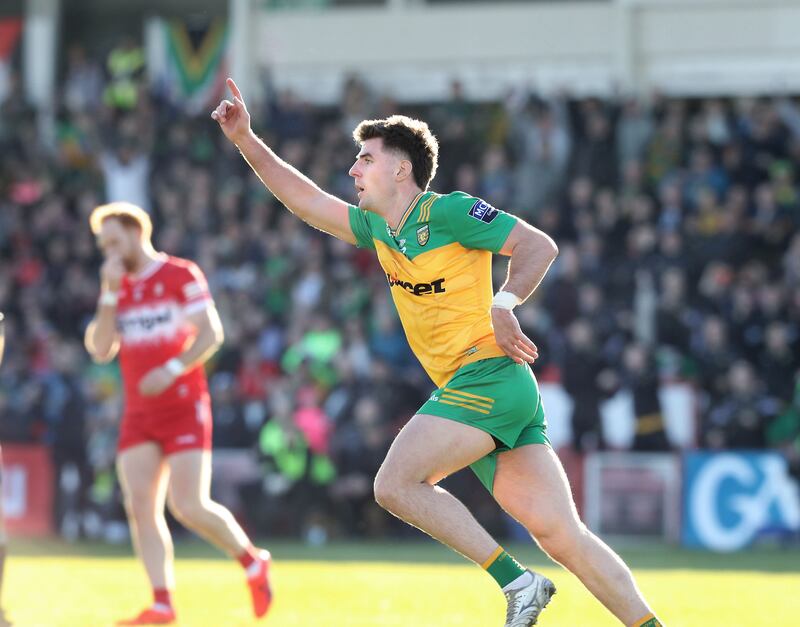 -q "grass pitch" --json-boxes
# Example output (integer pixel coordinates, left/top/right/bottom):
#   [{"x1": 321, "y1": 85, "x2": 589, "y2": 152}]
[{"x1": 6, "y1": 538, "x2": 799, "y2": 626}]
